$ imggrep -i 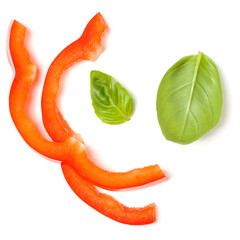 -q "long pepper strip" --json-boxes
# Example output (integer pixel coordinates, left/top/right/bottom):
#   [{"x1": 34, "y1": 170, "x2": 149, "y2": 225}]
[
  {"x1": 41, "y1": 13, "x2": 107, "y2": 143},
  {"x1": 41, "y1": 13, "x2": 165, "y2": 189},
  {"x1": 62, "y1": 163, "x2": 156, "y2": 225},
  {"x1": 9, "y1": 20, "x2": 78, "y2": 162},
  {"x1": 8, "y1": 19, "x2": 156, "y2": 224}
]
